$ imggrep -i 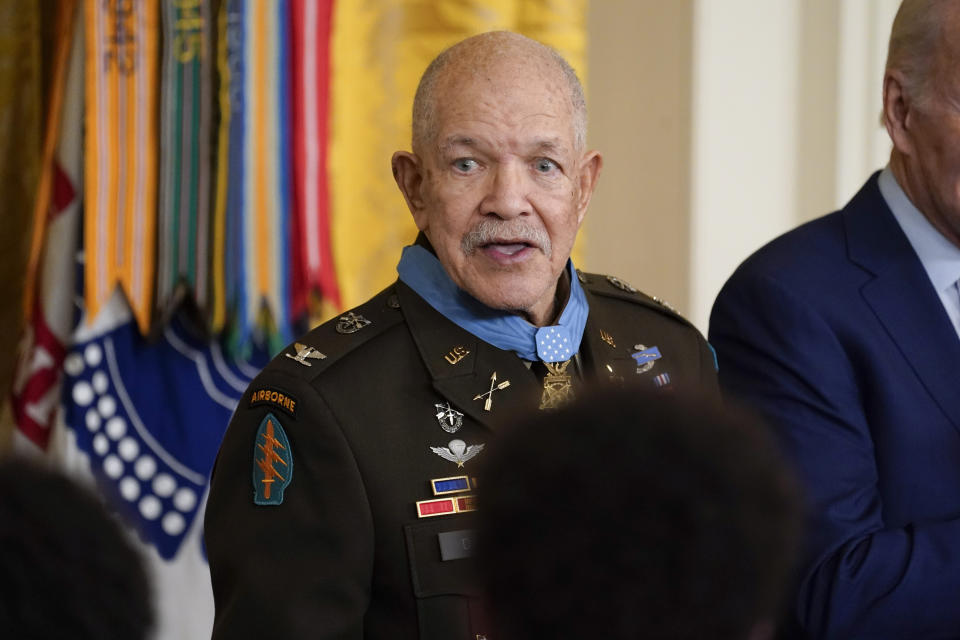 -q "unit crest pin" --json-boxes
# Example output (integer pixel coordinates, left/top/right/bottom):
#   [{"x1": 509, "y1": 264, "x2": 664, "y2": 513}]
[
  {"x1": 434, "y1": 402, "x2": 464, "y2": 433},
  {"x1": 336, "y1": 312, "x2": 371, "y2": 334}
]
